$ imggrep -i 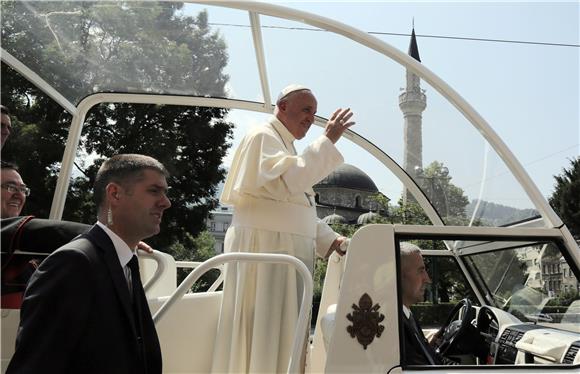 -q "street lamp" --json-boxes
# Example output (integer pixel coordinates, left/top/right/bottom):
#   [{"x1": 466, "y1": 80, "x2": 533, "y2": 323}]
[{"x1": 414, "y1": 165, "x2": 451, "y2": 218}]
